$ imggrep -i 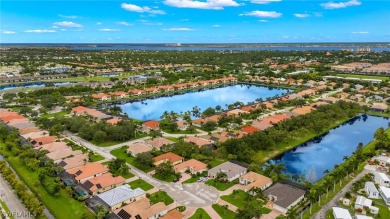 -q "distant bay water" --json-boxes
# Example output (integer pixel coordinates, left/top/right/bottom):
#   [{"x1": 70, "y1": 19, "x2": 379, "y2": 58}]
[{"x1": 1, "y1": 43, "x2": 390, "y2": 51}]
